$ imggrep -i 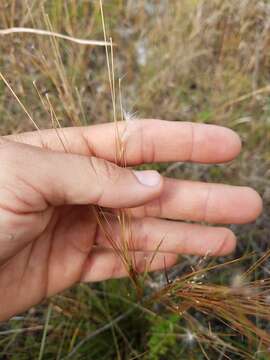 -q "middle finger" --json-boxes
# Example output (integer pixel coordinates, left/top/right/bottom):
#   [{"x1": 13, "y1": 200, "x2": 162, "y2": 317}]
[{"x1": 131, "y1": 178, "x2": 262, "y2": 224}]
